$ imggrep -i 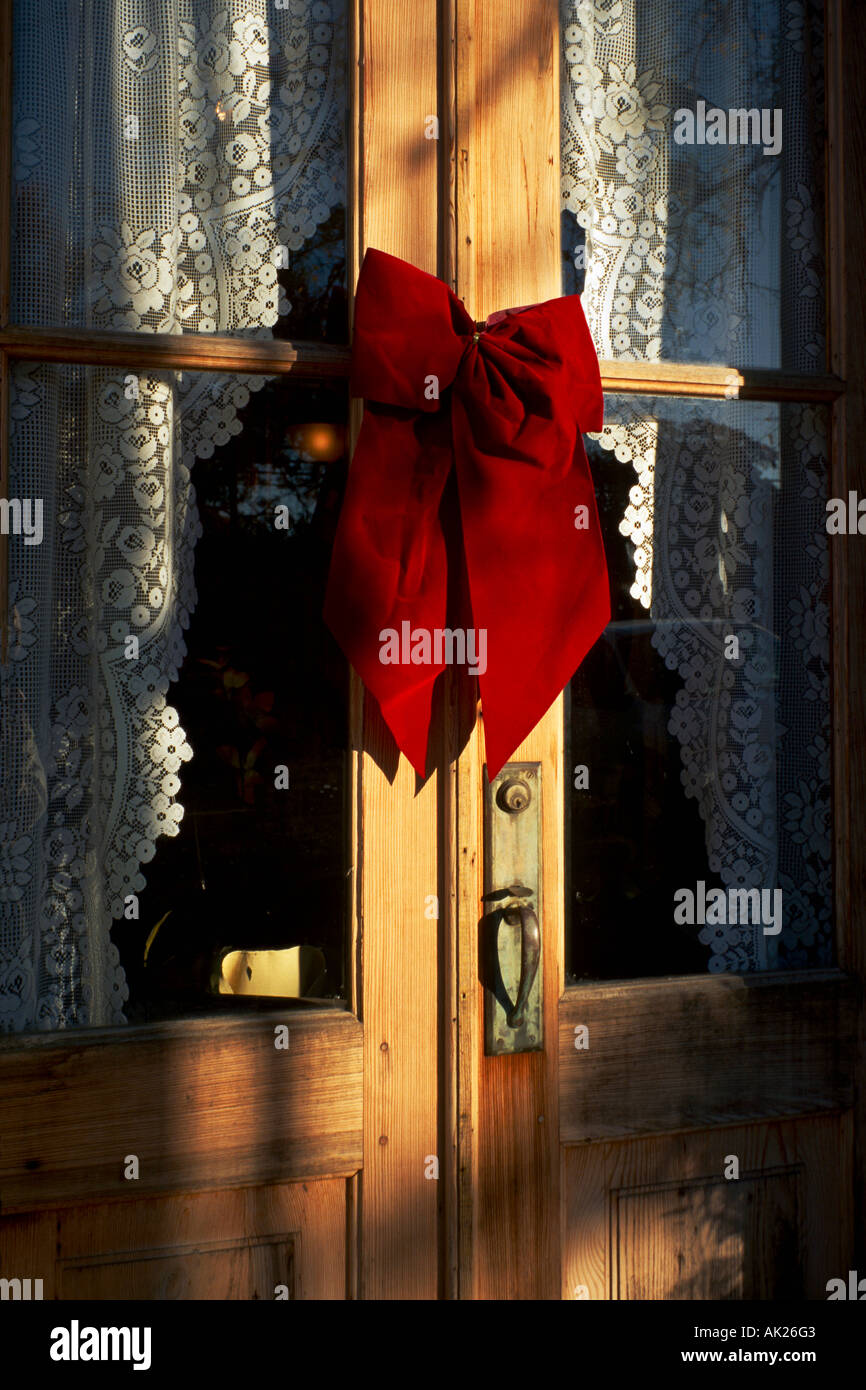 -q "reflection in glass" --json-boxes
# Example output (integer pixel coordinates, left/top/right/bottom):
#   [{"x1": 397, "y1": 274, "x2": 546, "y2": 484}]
[
  {"x1": 118, "y1": 376, "x2": 350, "y2": 1020},
  {"x1": 568, "y1": 396, "x2": 831, "y2": 980}
]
